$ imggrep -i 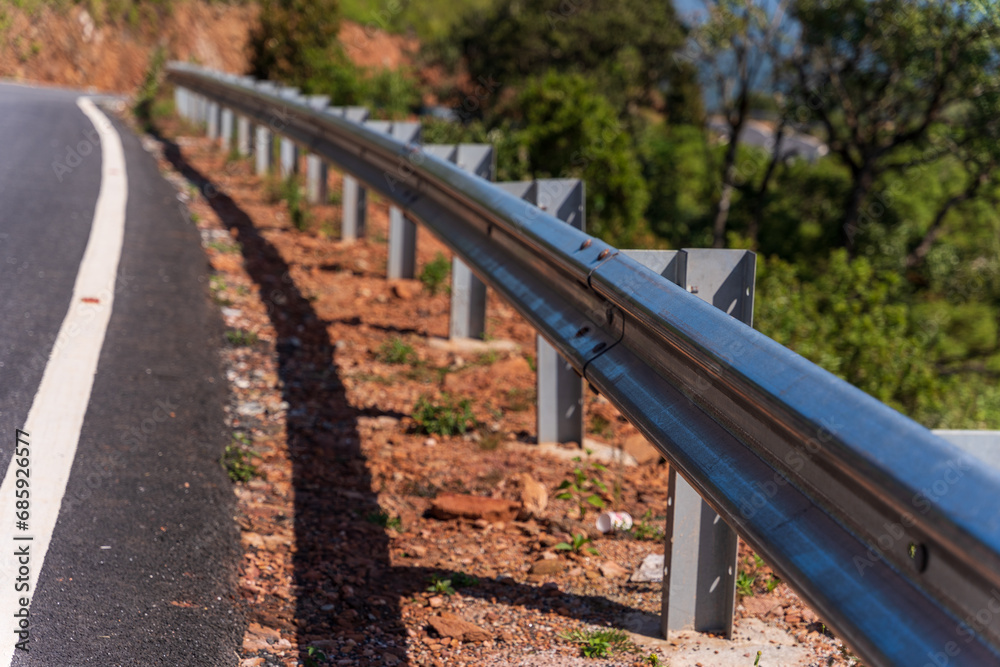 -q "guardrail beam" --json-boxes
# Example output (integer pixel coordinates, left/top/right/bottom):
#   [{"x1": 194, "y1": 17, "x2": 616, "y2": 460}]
[{"x1": 163, "y1": 66, "x2": 1000, "y2": 666}]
